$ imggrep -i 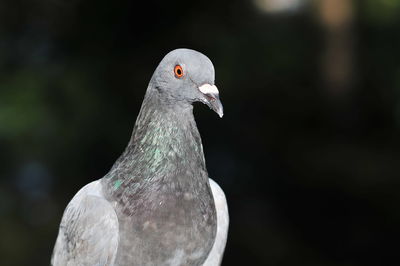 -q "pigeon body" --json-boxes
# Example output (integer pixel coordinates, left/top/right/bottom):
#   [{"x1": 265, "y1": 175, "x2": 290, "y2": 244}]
[{"x1": 52, "y1": 49, "x2": 228, "y2": 266}]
